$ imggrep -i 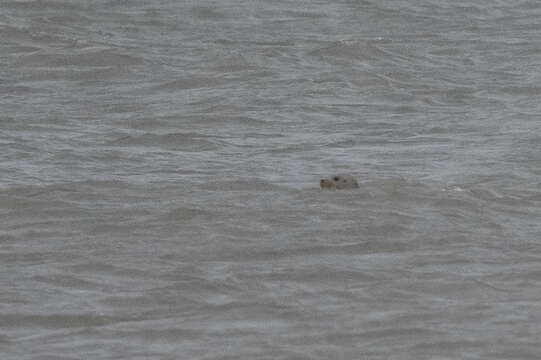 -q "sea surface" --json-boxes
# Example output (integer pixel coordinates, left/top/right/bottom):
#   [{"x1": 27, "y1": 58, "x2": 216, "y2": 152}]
[{"x1": 1, "y1": 1, "x2": 541, "y2": 359}]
